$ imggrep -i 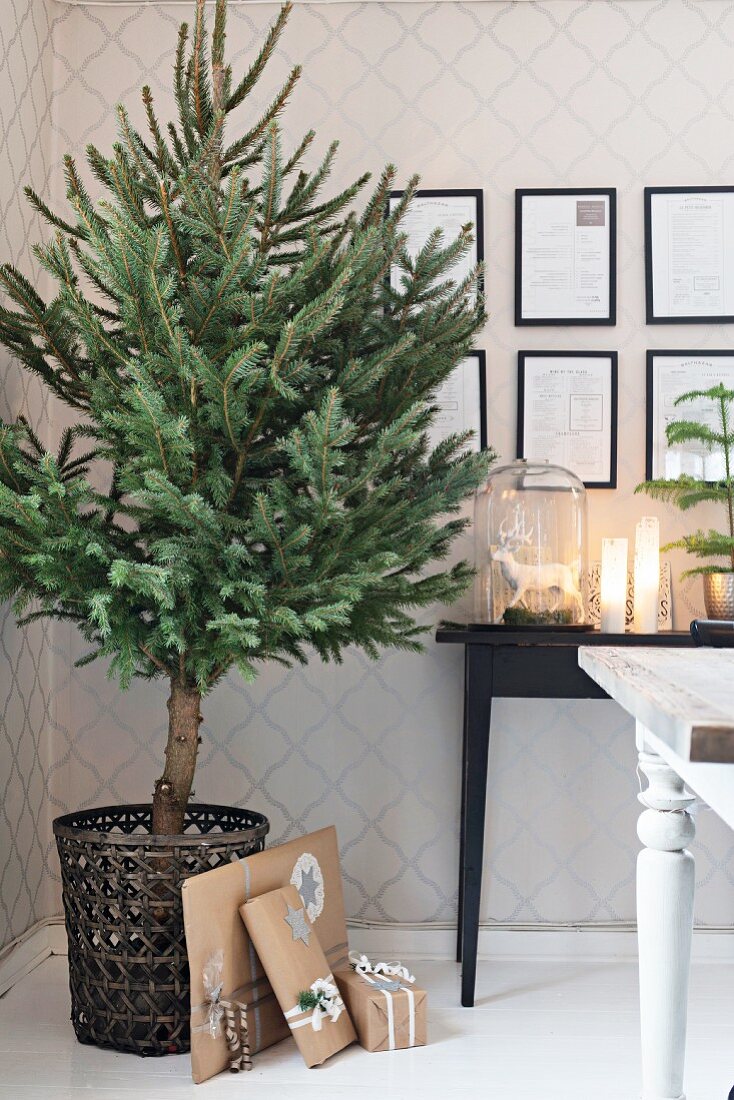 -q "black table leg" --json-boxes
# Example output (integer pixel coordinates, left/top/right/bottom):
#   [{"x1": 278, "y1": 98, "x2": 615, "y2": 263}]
[
  {"x1": 456, "y1": 651, "x2": 470, "y2": 963},
  {"x1": 459, "y1": 644, "x2": 493, "y2": 1007}
]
